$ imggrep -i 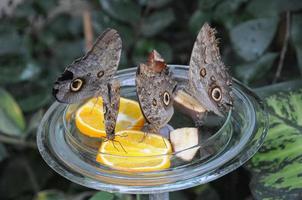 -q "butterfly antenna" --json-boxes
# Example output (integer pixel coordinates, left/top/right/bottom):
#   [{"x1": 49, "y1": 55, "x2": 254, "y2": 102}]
[
  {"x1": 111, "y1": 140, "x2": 120, "y2": 152},
  {"x1": 90, "y1": 95, "x2": 101, "y2": 114},
  {"x1": 162, "y1": 137, "x2": 168, "y2": 148},
  {"x1": 139, "y1": 131, "x2": 148, "y2": 143},
  {"x1": 113, "y1": 140, "x2": 127, "y2": 153}
]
